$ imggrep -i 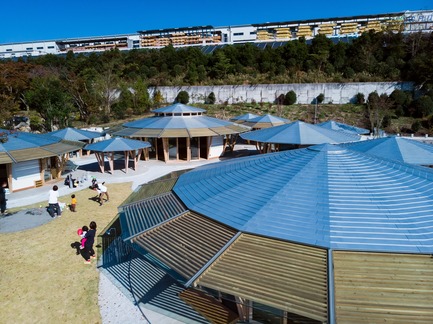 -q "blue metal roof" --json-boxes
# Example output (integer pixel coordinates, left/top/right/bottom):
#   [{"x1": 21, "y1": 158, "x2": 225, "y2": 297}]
[
  {"x1": 48, "y1": 127, "x2": 104, "y2": 141},
  {"x1": 230, "y1": 113, "x2": 259, "y2": 122},
  {"x1": 317, "y1": 120, "x2": 370, "y2": 135},
  {"x1": 240, "y1": 121, "x2": 360, "y2": 144},
  {"x1": 123, "y1": 115, "x2": 243, "y2": 129},
  {"x1": 341, "y1": 136, "x2": 433, "y2": 165},
  {"x1": 152, "y1": 103, "x2": 206, "y2": 114},
  {"x1": 84, "y1": 137, "x2": 151, "y2": 152},
  {"x1": 243, "y1": 114, "x2": 290, "y2": 127},
  {"x1": 173, "y1": 143, "x2": 433, "y2": 253},
  {"x1": 0, "y1": 130, "x2": 62, "y2": 151}
]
